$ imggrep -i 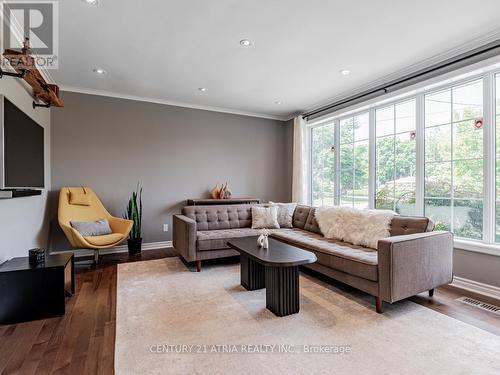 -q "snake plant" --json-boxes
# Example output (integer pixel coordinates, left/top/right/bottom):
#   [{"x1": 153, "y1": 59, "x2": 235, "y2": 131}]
[{"x1": 124, "y1": 185, "x2": 142, "y2": 240}]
